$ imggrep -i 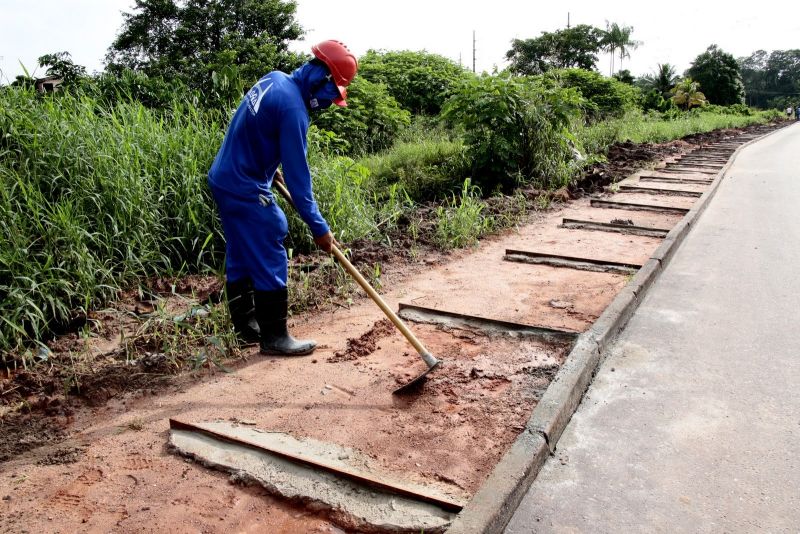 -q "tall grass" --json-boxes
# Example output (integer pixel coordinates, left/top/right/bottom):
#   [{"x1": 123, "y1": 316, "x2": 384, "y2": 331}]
[
  {"x1": 0, "y1": 88, "x2": 225, "y2": 352},
  {"x1": 576, "y1": 108, "x2": 780, "y2": 150},
  {"x1": 434, "y1": 179, "x2": 494, "y2": 249},
  {"x1": 0, "y1": 88, "x2": 399, "y2": 353}
]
